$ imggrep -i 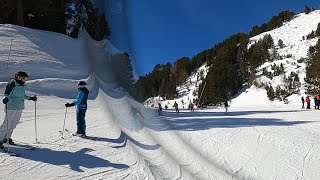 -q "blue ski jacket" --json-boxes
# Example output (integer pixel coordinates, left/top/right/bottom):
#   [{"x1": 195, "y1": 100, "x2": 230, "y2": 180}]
[{"x1": 72, "y1": 87, "x2": 89, "y2": 110}]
